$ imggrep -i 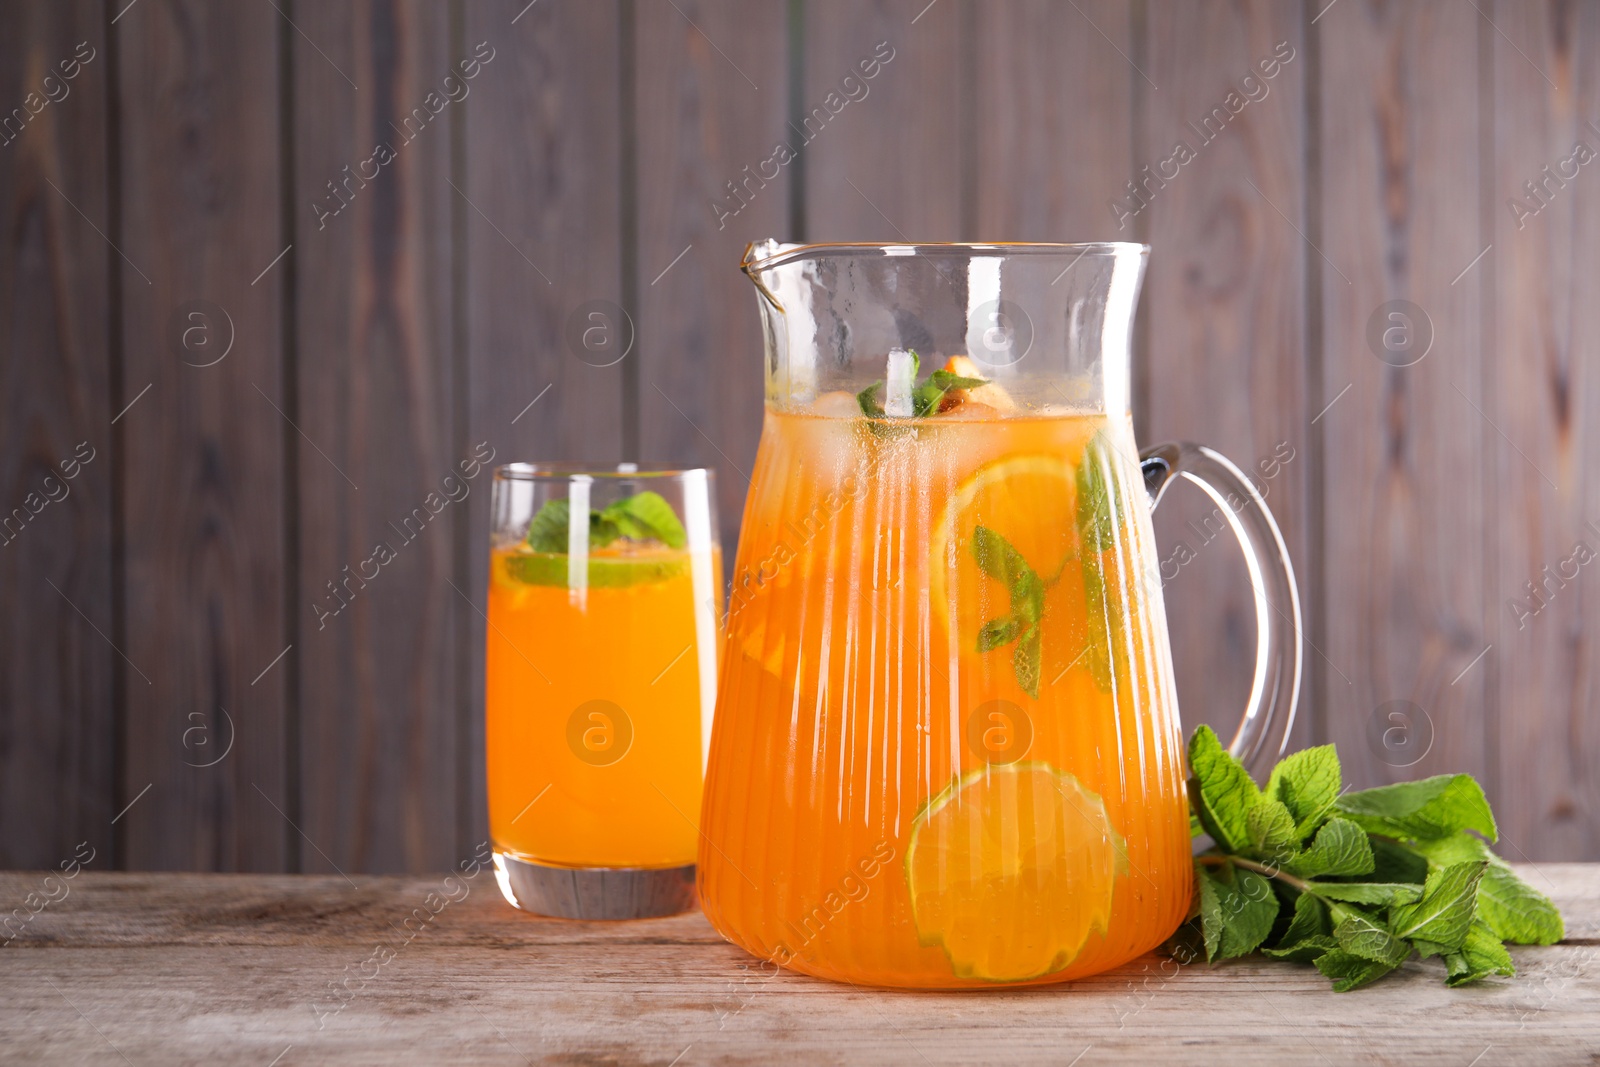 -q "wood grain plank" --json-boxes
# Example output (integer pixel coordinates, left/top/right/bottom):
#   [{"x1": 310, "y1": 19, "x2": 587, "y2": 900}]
[
  {"x1": 804, "y1": 0, "x2": 965, "y2": 239},
  {"x1": 462, "y1": 0, "x2": 627, "y2": 855},
  {"x1": 1139, "y1": 1, "x2": 1312, "y2": 758},
  {"x1": 974, "y1": 0, "x2": 1135, "y2": 242},
  {"x1": 117, "y1": 0, "x2": 288, "y2": 870},
  {"x1": 1490, "y1": 0, "x2": 1600, "y2": 860},
  {"x1": 1315, "y1": 3, "x2": 1488, "y2": 794},
  {"x1": 0, "y1": 1, "x2": 113, "y2": 868},
  {"x1": 292, "y1": 1, "x2": 461, "y2": 873},
  {"x1": 635, "y1": 0, "x2": 789, "y2": 561},
  {"x1": 8, "y1": 865, "x2": 1591, "y2": 947},
  {"x1": 0, "y1": 869, "x2": 1595, "y2": 1064}
]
